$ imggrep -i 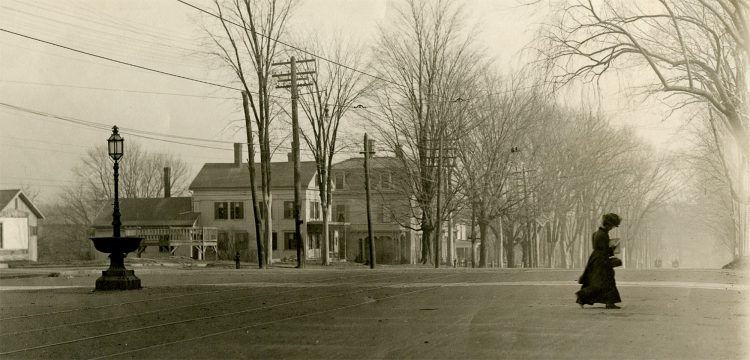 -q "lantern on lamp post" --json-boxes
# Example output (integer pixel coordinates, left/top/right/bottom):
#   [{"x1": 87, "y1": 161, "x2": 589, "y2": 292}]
[{"x1": 108, "y1": 126, "x2": 123, "y2": 237}]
